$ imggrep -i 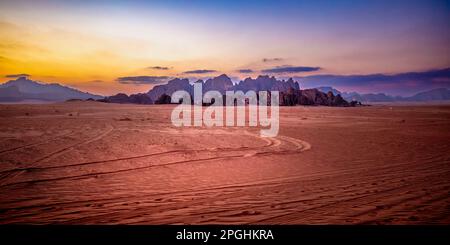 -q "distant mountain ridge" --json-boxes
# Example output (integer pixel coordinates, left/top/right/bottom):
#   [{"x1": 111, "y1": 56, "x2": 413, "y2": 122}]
[
  {"x1": 409, "y1": 88, "x2": 450, "y2": 101},
  {"x1": 104, "y1": 74, "x2": 450, "y2": 106},
  {"x1": 0, "y1": 77, "x2": 103, "y2": 102},
  {"x1": 2, "y1": 75, "x2": 448, "y2": 104},
  {"x1": 316, "y1": 87, "x2": 450, "y2": 102},
  {"x1": 301, "y1": 68, "x2": 450, "y2": 96}
]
